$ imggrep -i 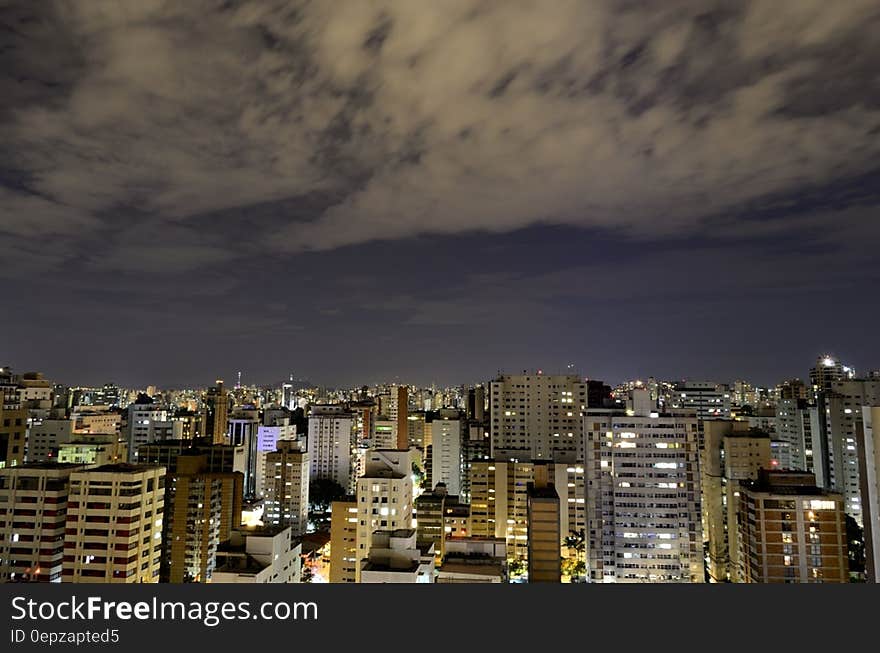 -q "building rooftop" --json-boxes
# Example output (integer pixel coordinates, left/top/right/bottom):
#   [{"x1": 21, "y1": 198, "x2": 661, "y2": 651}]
[
  {"x1": 361, "y1": 561, "x2": 420, "y2": 574},
  {"x1": 1, "y1": 461, "x2": 84, "y2": 471},
  {"x1": 214, "y1": 553, "x2": 267, "y2": 575},
  {"x1": 82, "y1": 463, "x2": 164, "y2": 474}
]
